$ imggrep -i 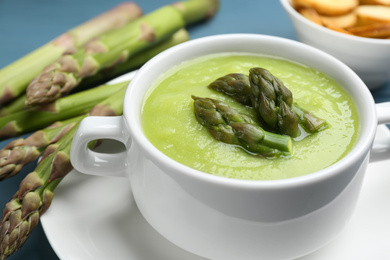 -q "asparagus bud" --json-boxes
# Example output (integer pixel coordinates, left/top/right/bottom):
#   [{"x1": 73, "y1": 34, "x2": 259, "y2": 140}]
[
  {"x1": 192, "y1": 96, "x2": 292, "y2": 158},
  {"x1": 249, "y1": 67, "x2": 299, "y2": 137},
  {"x1": 207, "y1": 73, "x2": 252, "y2": 106},
  {"x1": 291, "y1": 103, "x2": 328, "y2": 133},
  {"x1": 208, "y1": 70, "x2": 328, "y2": 137}
]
